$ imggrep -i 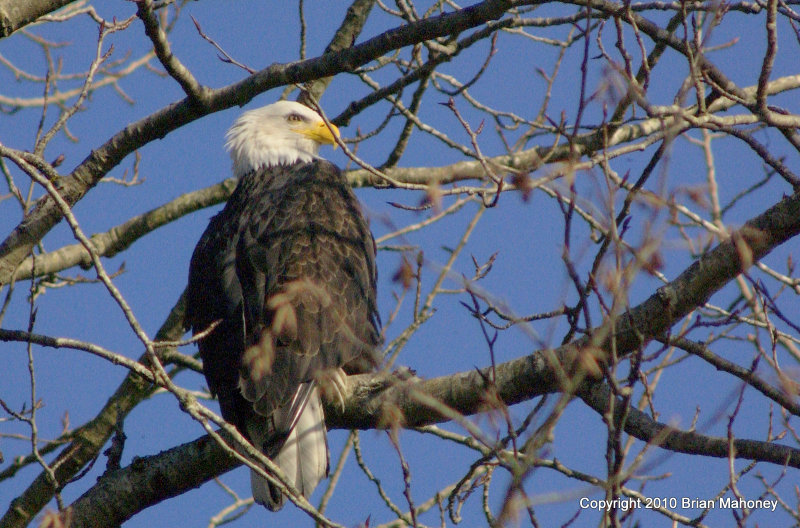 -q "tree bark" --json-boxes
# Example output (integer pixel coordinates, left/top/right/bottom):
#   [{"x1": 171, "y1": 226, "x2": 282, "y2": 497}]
[{"x1": 0, "y1": 0, "x2": 74, "y2": 38}]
